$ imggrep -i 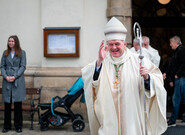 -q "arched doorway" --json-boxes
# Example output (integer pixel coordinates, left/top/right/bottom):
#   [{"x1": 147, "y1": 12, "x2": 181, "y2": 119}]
[
  {"x1": 132, "y1": 0, "x2": 185, "y2": 67},
  {"x1": 132, "y1": 0, "x2": 185, "y2": 117}
]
